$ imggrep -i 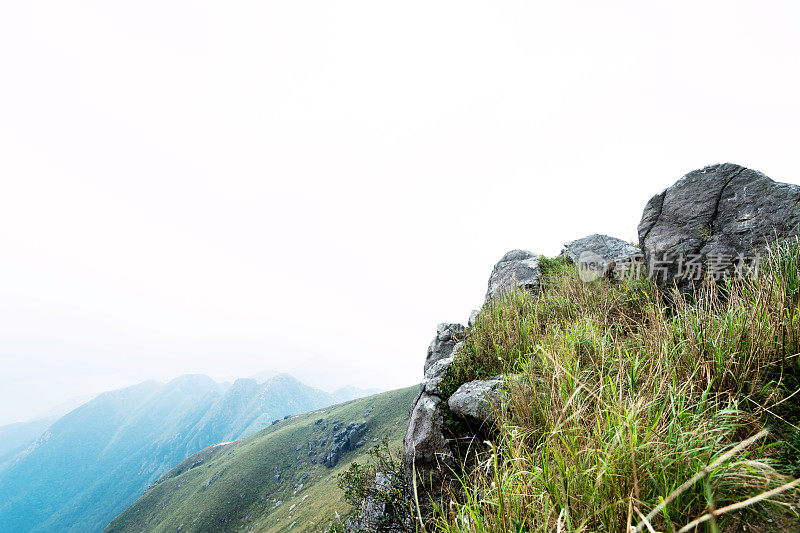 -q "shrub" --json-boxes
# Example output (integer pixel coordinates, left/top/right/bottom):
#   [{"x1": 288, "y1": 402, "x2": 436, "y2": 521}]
[{"x1": 336, "y1": 438, "x2": 413, "y2": 532}]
